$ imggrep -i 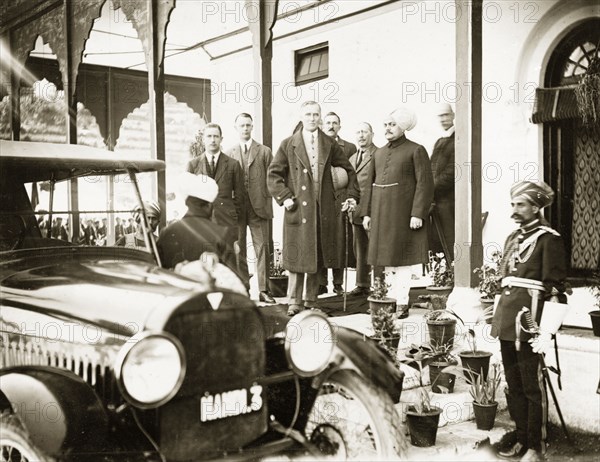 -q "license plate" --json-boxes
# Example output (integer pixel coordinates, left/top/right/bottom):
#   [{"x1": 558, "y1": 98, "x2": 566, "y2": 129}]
[{"x1": 200, "y1": 384, "x2": 263, "y2": 422}]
